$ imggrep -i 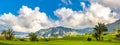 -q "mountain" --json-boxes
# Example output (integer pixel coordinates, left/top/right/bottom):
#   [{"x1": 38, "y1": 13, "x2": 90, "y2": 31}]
[
  {"x1": 3, "y1": 19, "x2": 120, "y2": 38},
  {"x1": 36, "y1": 26, "x2": 77, "y2": 38},
  {"x1": 76, "y1": 28, "x2": 94, "y2": 33},
  {"x1": 14, "y1": 19, "x2": 120, "y2": 38},
  {"x1": 9, "y1": 19, "x2": 120, "y2": 38},
  {"x1": 35, "y1": 26, "x2": 94, "y2": 38},
  {"x1": 14, "y1": 31, "x2": 29, "y2": 38},
  {"x1": 107, "y1": 19, "x2": 120, "y2": 32}
]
